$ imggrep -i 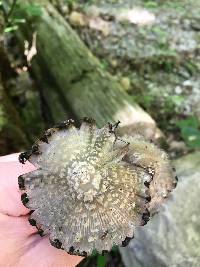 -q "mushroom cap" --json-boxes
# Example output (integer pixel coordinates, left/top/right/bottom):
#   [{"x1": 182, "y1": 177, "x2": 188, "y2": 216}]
[
  {"x1": 18, "y1": 118, "x2": 176, "y2": 255},
  {"x1": 121, "y1": 134, "x2": 177, "y2": 213}
]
